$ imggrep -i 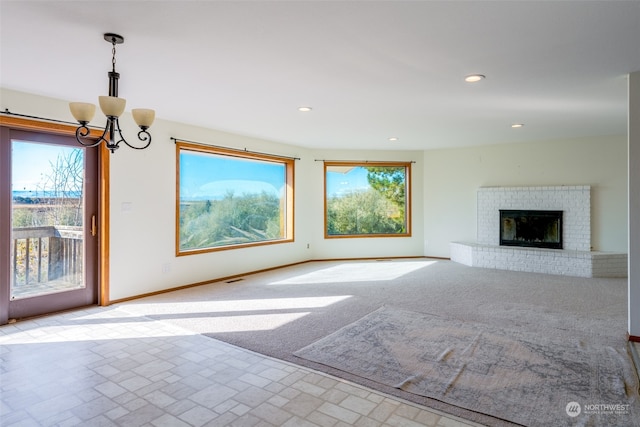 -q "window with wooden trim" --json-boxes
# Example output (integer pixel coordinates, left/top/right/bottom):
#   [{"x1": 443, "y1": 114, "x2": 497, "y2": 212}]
[
  {"x1": 324, "y1": 161, "x2": 411, "y2": 238},
  {"x1": 176, "y1": 141, "x2": 294, "y2": 255}
]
